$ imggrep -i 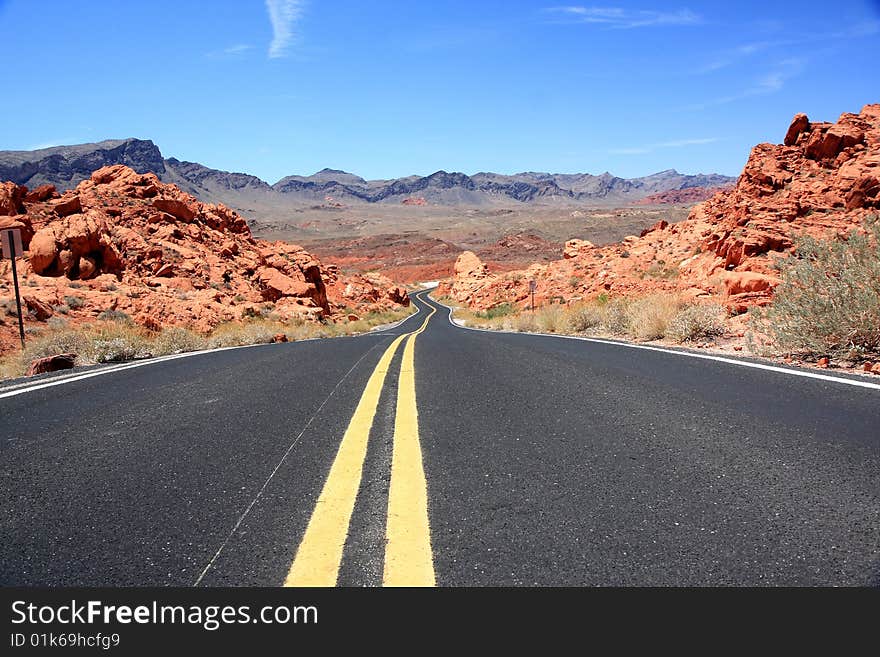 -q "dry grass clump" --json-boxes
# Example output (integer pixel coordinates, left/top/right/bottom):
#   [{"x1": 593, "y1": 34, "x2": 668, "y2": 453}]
[
  {"x1": 447, "y1": 292, "x2": 731, "y2": 345},
  {"x1": 666, "y1": 304, "x2": 727, "y2": 343},
  {"x1": 625, "y1": 294, "x2": 684, "y2": 341},
  {"x1": 0, "y1": 305, "x2": 415, "y2": 381}
]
